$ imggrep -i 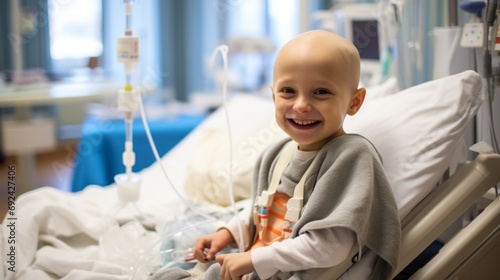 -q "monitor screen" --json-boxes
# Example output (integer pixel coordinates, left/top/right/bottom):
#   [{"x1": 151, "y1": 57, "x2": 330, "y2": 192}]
[{"x1": 351, "y1": 19, "x2": 380, "y2": 61}]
